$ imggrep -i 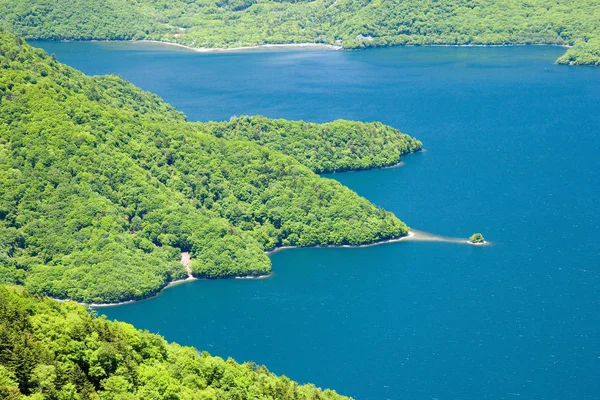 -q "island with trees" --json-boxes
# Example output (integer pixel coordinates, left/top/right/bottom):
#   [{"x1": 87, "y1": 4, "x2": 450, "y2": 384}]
[
  {"x1": 1, "y1": 0, "x2": 599, "y2": 65},
  {"x1": 0, "y1": 30, "x2": 422, "y2": 304},
  {"x1": 468, "y1": 233, "x2": 486, "y2": 244}
]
